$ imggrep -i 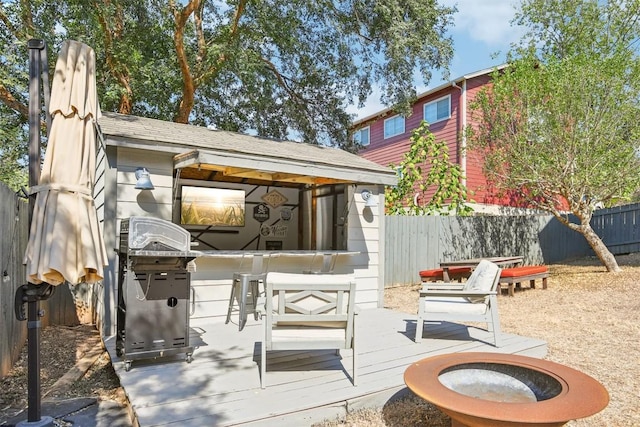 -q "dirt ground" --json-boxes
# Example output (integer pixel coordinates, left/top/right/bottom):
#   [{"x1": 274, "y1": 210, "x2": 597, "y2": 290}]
[
  {"x1": 2, "y1": 254, "x2": 639, "y2": 426},
  {"x1": 317, "y1": 253, "x2": 640, "y2": 426},
  {"x1": 0, "y1": 325, "x2": 126, "y2": 425}
]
